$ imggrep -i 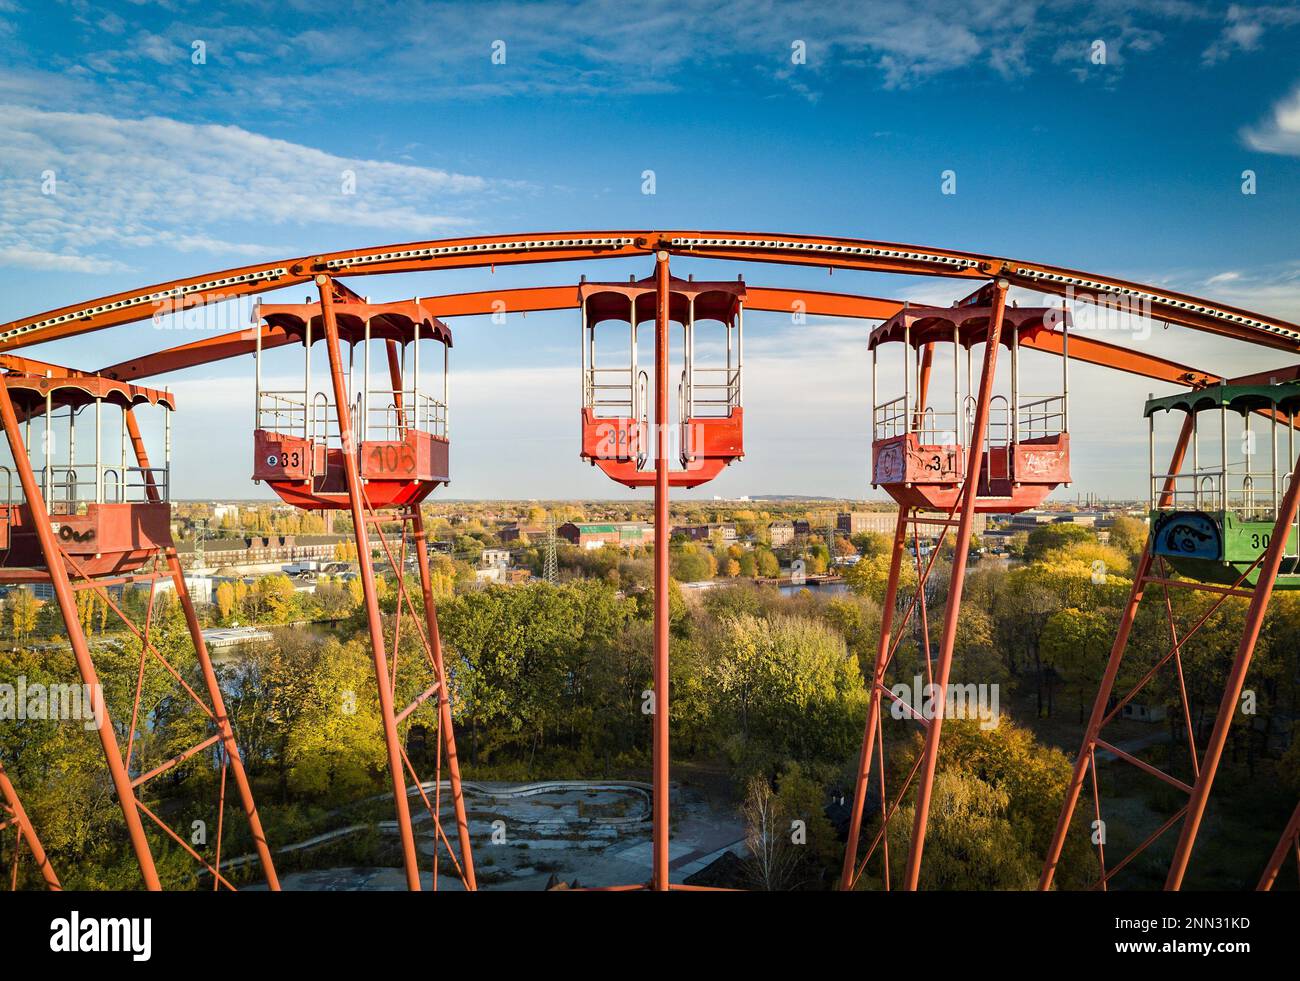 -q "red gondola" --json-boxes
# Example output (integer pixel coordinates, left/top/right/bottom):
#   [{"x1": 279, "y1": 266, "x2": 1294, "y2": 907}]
[
  {"x1": 579, "y1": 274, "x2": 744, "y2": 488},
  {"x1": 0, "y1": 374, "x2": 174, "y2": 580},
  {"x1": 251, "y1": 296, "x2": 452, "y2": 509},
  {"x1": 869, "y1": 301, "x2": 1072, "y2": 512}
]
